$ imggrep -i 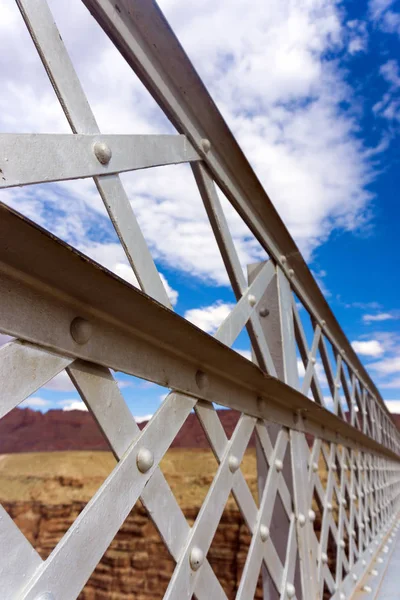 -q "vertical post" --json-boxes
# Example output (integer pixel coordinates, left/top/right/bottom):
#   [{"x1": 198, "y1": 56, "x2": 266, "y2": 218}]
[{"x1": 247, "y1": 262, "x2": 300, "y2": 599}]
